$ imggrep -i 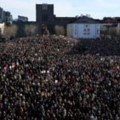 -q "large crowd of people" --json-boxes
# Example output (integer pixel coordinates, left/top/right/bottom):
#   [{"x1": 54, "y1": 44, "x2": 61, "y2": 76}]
[{"x1": 0, "y1": 35, "x2": 120, "y2": 120}]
